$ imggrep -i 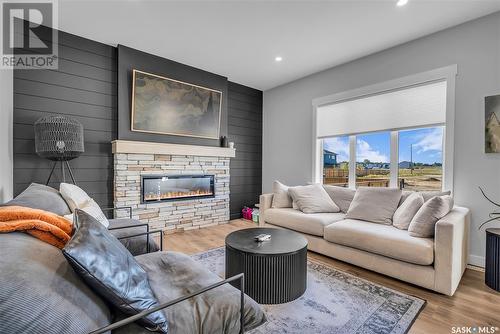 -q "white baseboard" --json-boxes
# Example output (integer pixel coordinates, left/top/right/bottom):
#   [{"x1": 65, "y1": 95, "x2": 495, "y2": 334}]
[{"x1": 468, "y1": 255, "x2": 485, "y2": 268}]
